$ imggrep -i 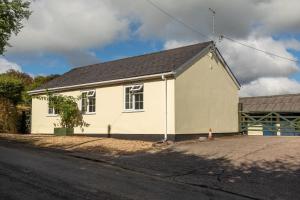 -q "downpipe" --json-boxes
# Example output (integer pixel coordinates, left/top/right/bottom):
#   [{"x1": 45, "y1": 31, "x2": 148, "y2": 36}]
[{"x1": 162, "y1": 74, "x2": 168, "y2": 142}]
